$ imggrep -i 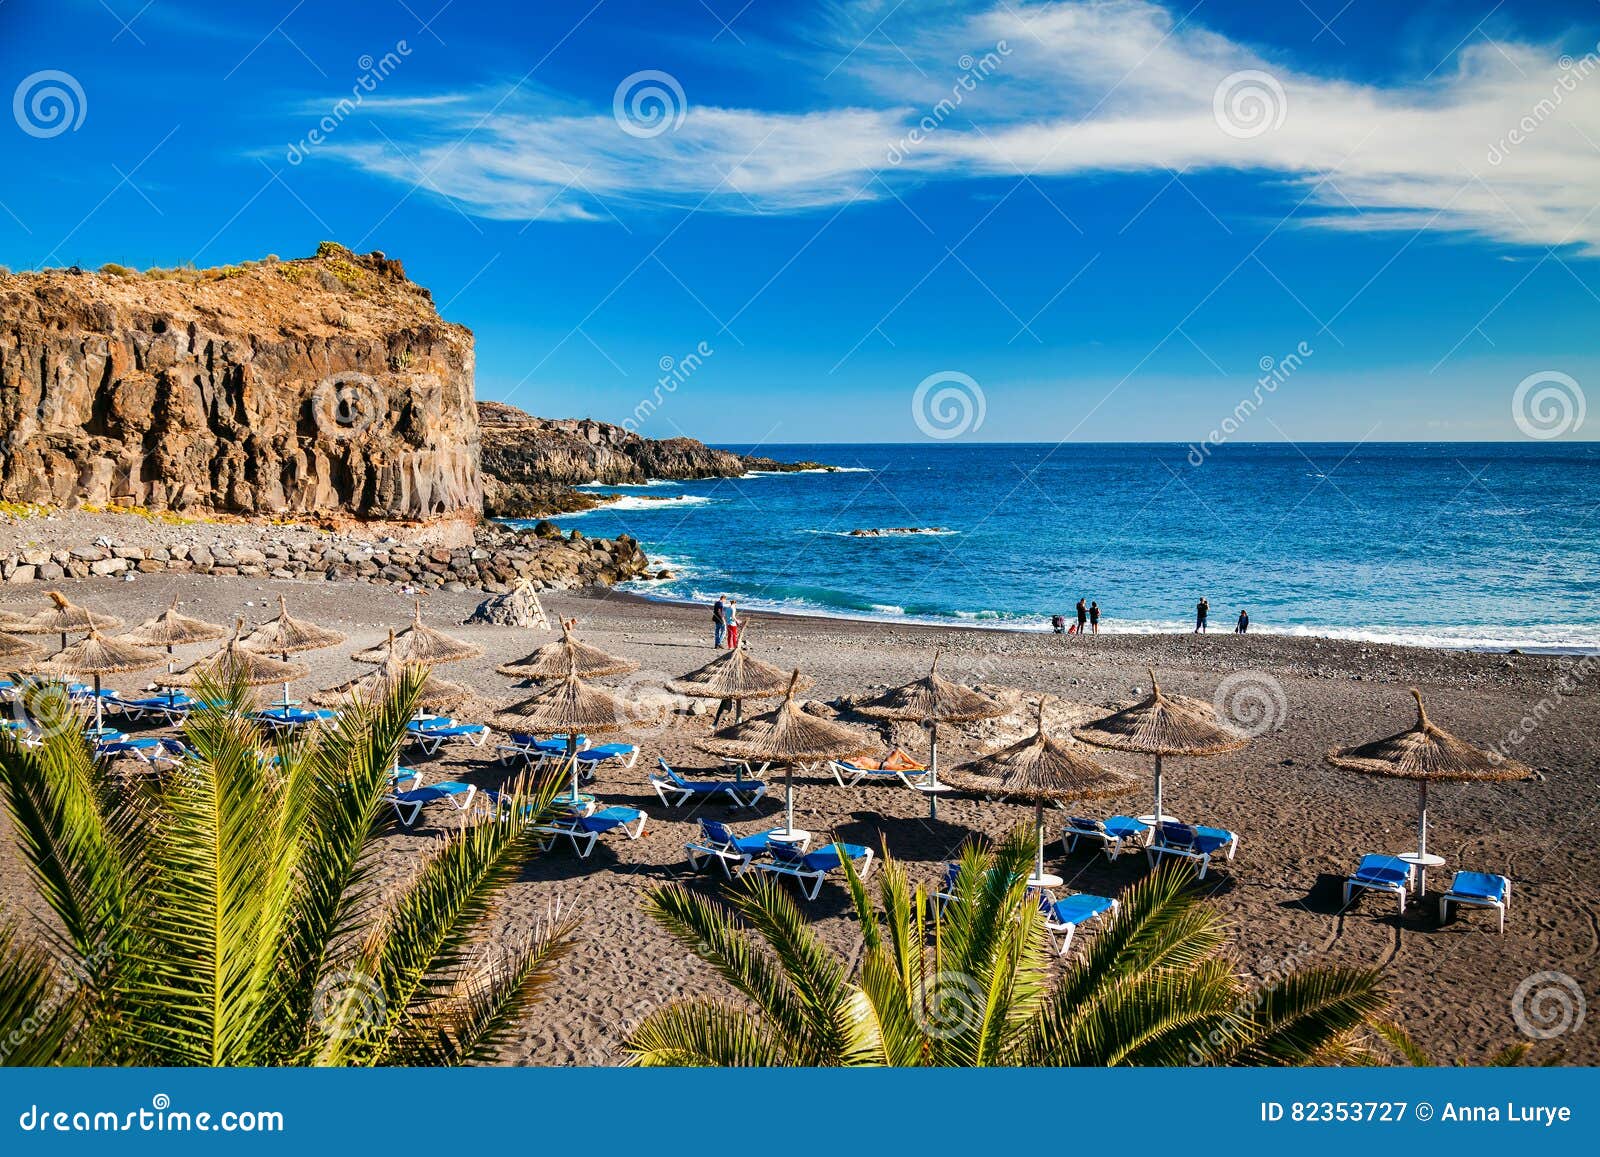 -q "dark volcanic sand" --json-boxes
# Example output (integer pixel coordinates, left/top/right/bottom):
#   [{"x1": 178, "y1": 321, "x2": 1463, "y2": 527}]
[{"x1": 1, "y1": 575, "x2": 1595, "y2": 1065}]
